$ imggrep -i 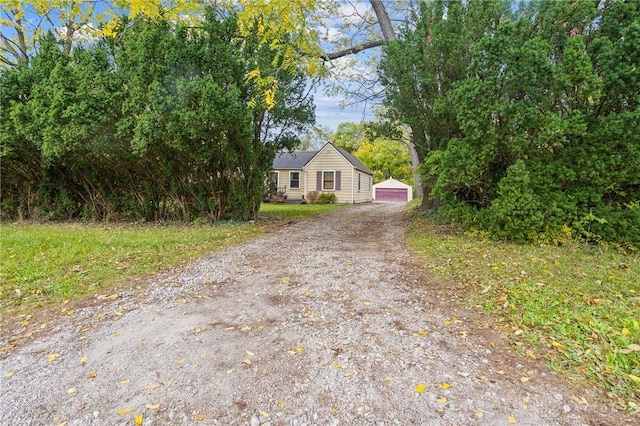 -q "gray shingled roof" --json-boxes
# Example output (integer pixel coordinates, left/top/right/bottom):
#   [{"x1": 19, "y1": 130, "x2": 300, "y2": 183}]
[
  {"x1": 273, "y1": 143, "x2": 372, "y2": 175},
  {"x1": 272, "y1": 151, "x2": 316, "y2": 169}
]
